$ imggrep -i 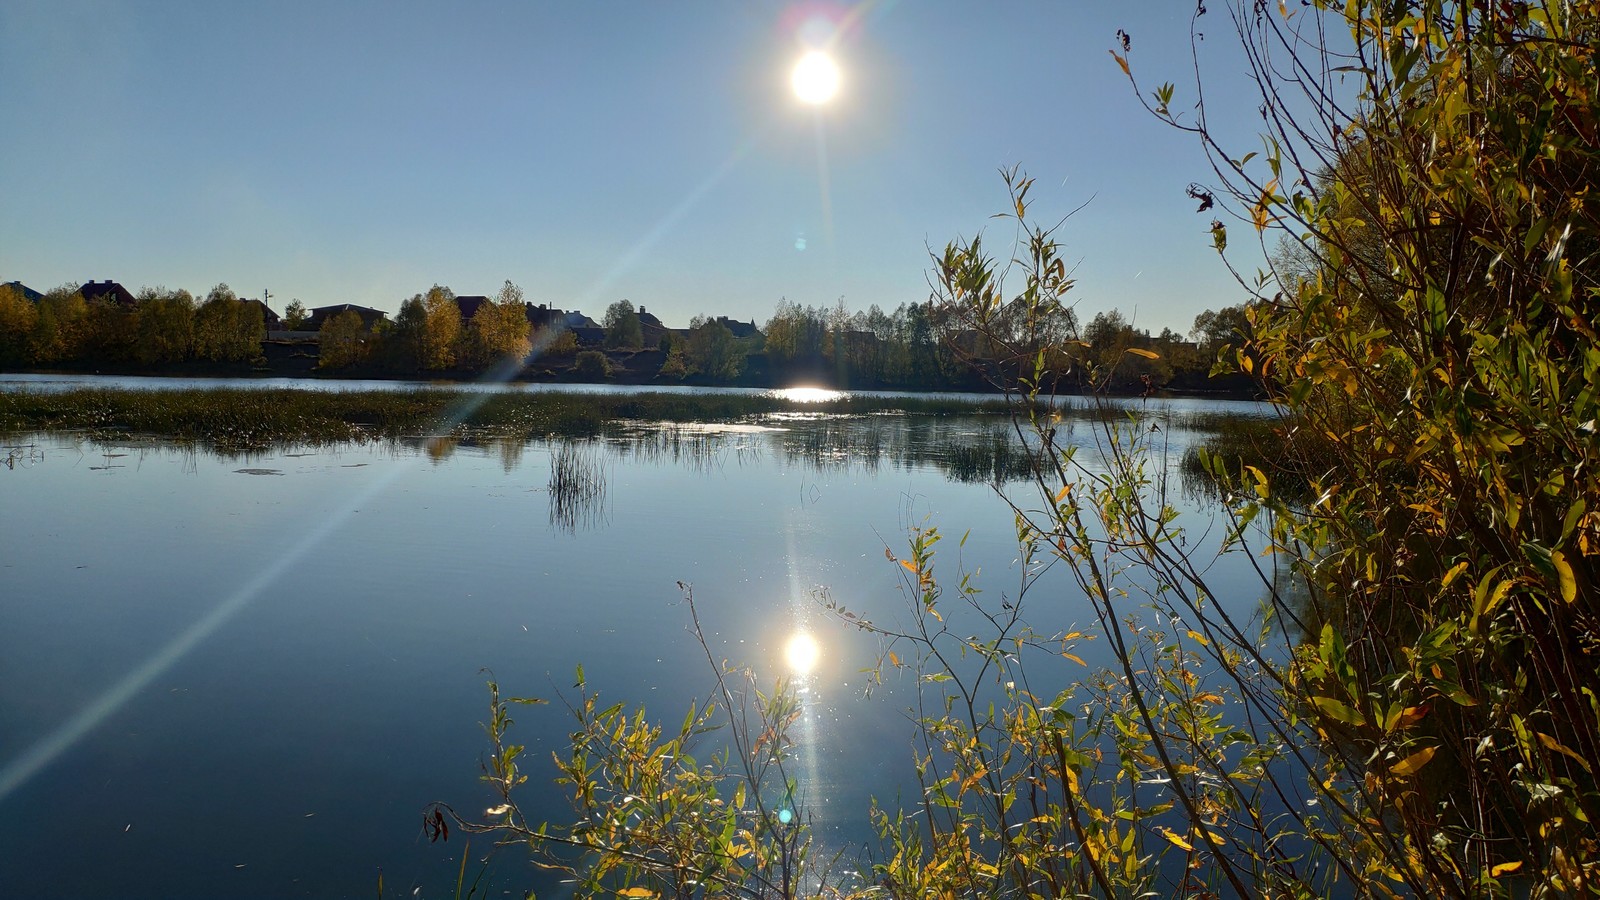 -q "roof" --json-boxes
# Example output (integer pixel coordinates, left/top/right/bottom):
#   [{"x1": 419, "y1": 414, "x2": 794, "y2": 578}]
[
  {"x1": 306, "y1": 303, "x2": 389, "y2": 330},
  {"x1": 80, "y1": 280, "x2": 138, "y2": 307},
  {"x1": 455, "y1": 295, "x2": 491, "y2": 320},
  {"x1": 716, "y1": 316, "x2": 760, "y2": 339},
  {"x1": 239, "y1": 298, "x2": 281, "y2": 325},
  {"x1": 2, "y1": 281, "x2": 43, "y2": 302}
]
